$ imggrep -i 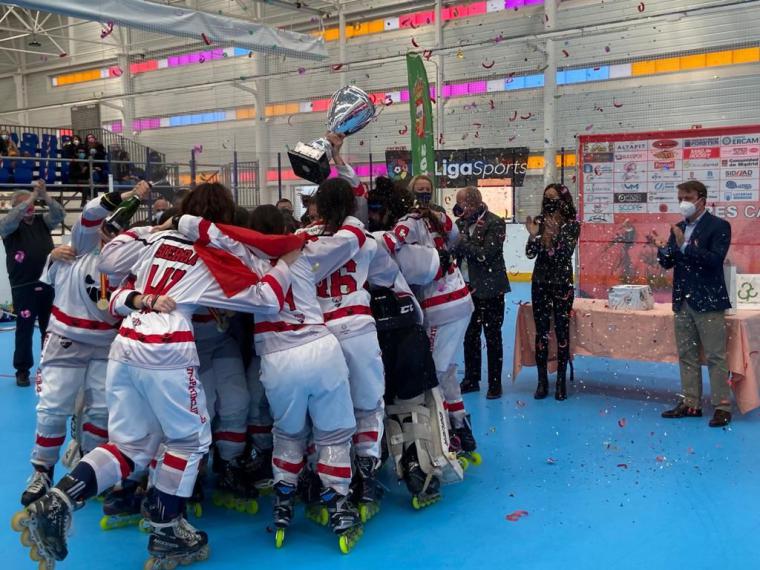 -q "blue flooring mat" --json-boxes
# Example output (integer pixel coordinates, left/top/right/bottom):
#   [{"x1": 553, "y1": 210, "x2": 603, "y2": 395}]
[{"x1": 2, "y1": 283, "x2": 758, "y2": 569}]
